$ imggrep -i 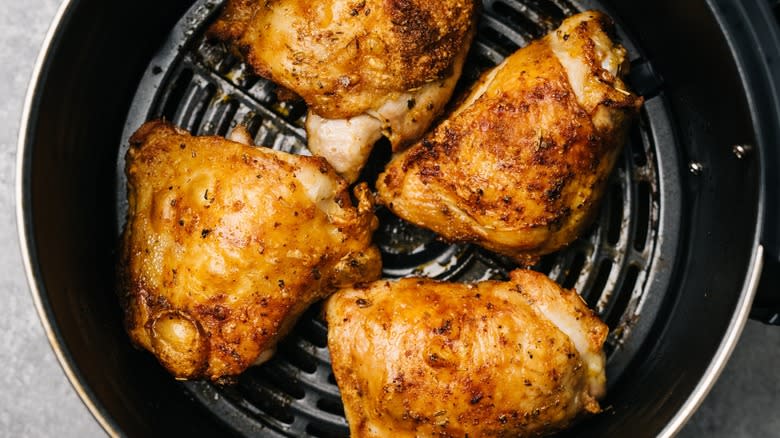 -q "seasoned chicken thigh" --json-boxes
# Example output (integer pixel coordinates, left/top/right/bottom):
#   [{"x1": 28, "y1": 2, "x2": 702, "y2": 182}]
[
  {"x1": 209, "y1": 0, "x2": 477, "y2": 181},
  {"x1": 377, "y1": 11, "x2": 643, "y2": 264},
  {"x1": 119, "y1": 121, "x2": 381, "y2": 381},
  {"x1": 325, "y1": 270, "x2": 608, "y2": 437}
]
